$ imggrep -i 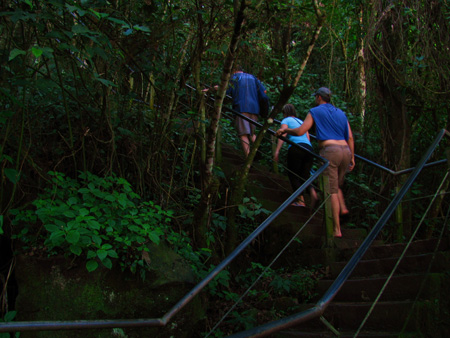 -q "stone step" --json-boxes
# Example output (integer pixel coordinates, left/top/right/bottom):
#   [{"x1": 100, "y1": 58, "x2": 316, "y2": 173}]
[
  {"x1": 317, "y1": 273, "x2": 442, "y2": 302},
  {"x1": 329, "y1": 251, "x2": 450, "y2": 278},
  {"x1": 338, "y1": 237, "x2": 450, "y2": 261},
  {"x1": 277, "y1": 328, "x2": 410, "y2": 337},
  {"x1": 289, "y1": 301, "x2": 417, "y2": 331}
]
